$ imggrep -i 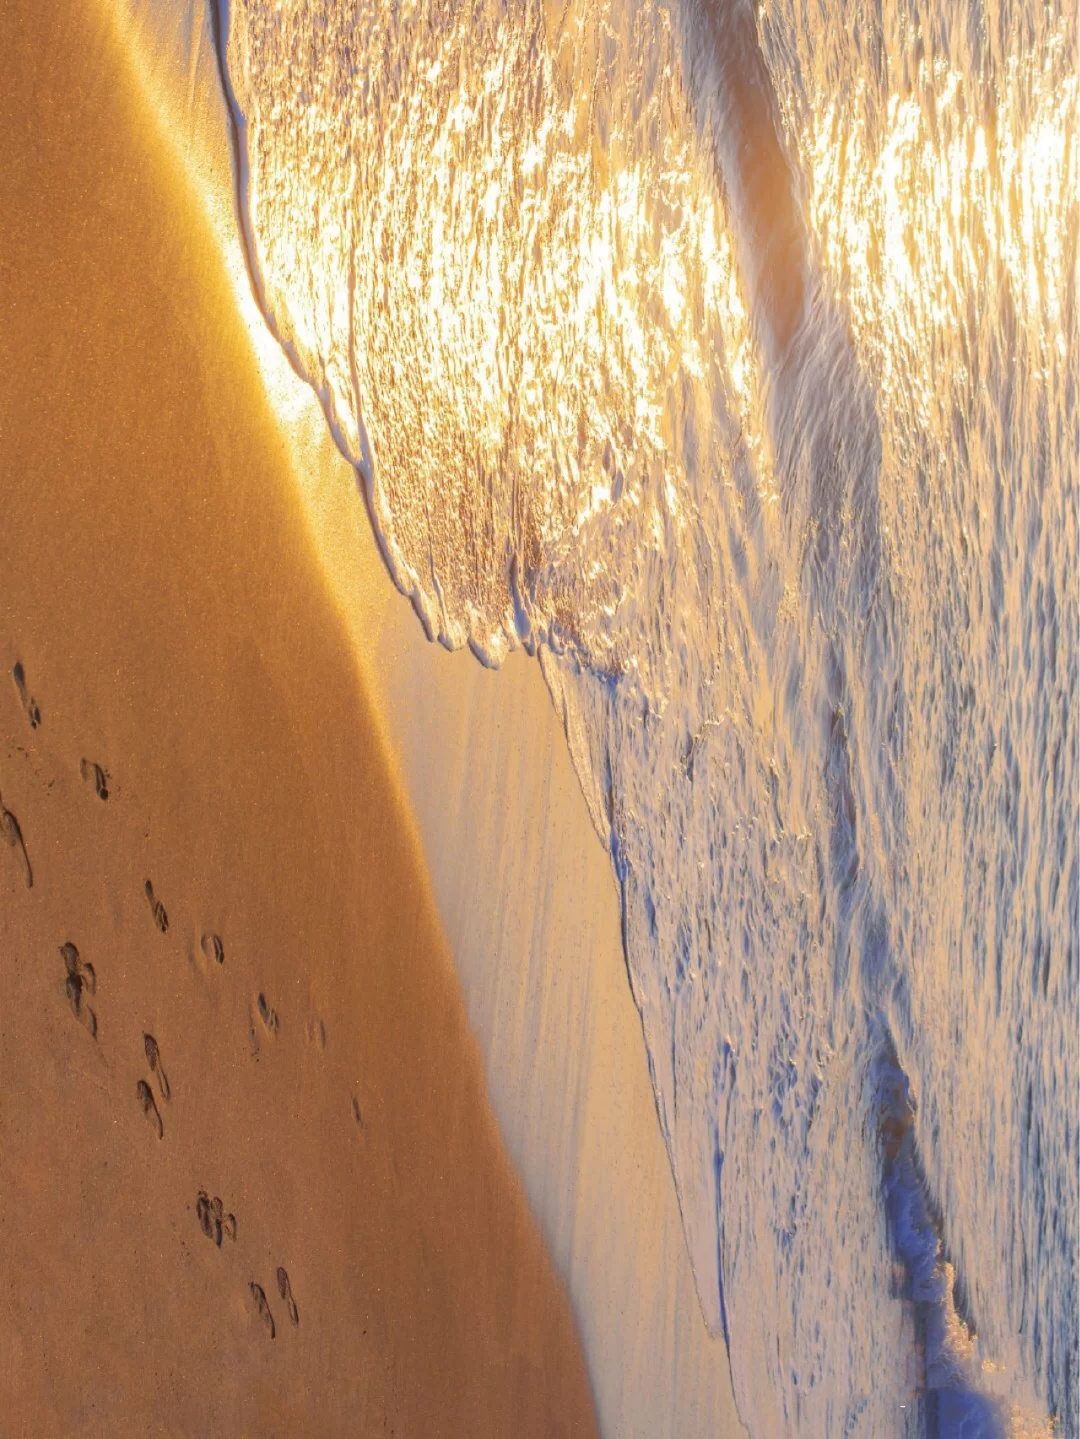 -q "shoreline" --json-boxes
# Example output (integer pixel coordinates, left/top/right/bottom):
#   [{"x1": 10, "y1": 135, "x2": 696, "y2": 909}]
[
  {"x1": 32, "y1": 1, "x2": 748, "y2": 1433},
  {"x1": 0, "y1": 2, "x2": 600, "y2": 1432}
]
